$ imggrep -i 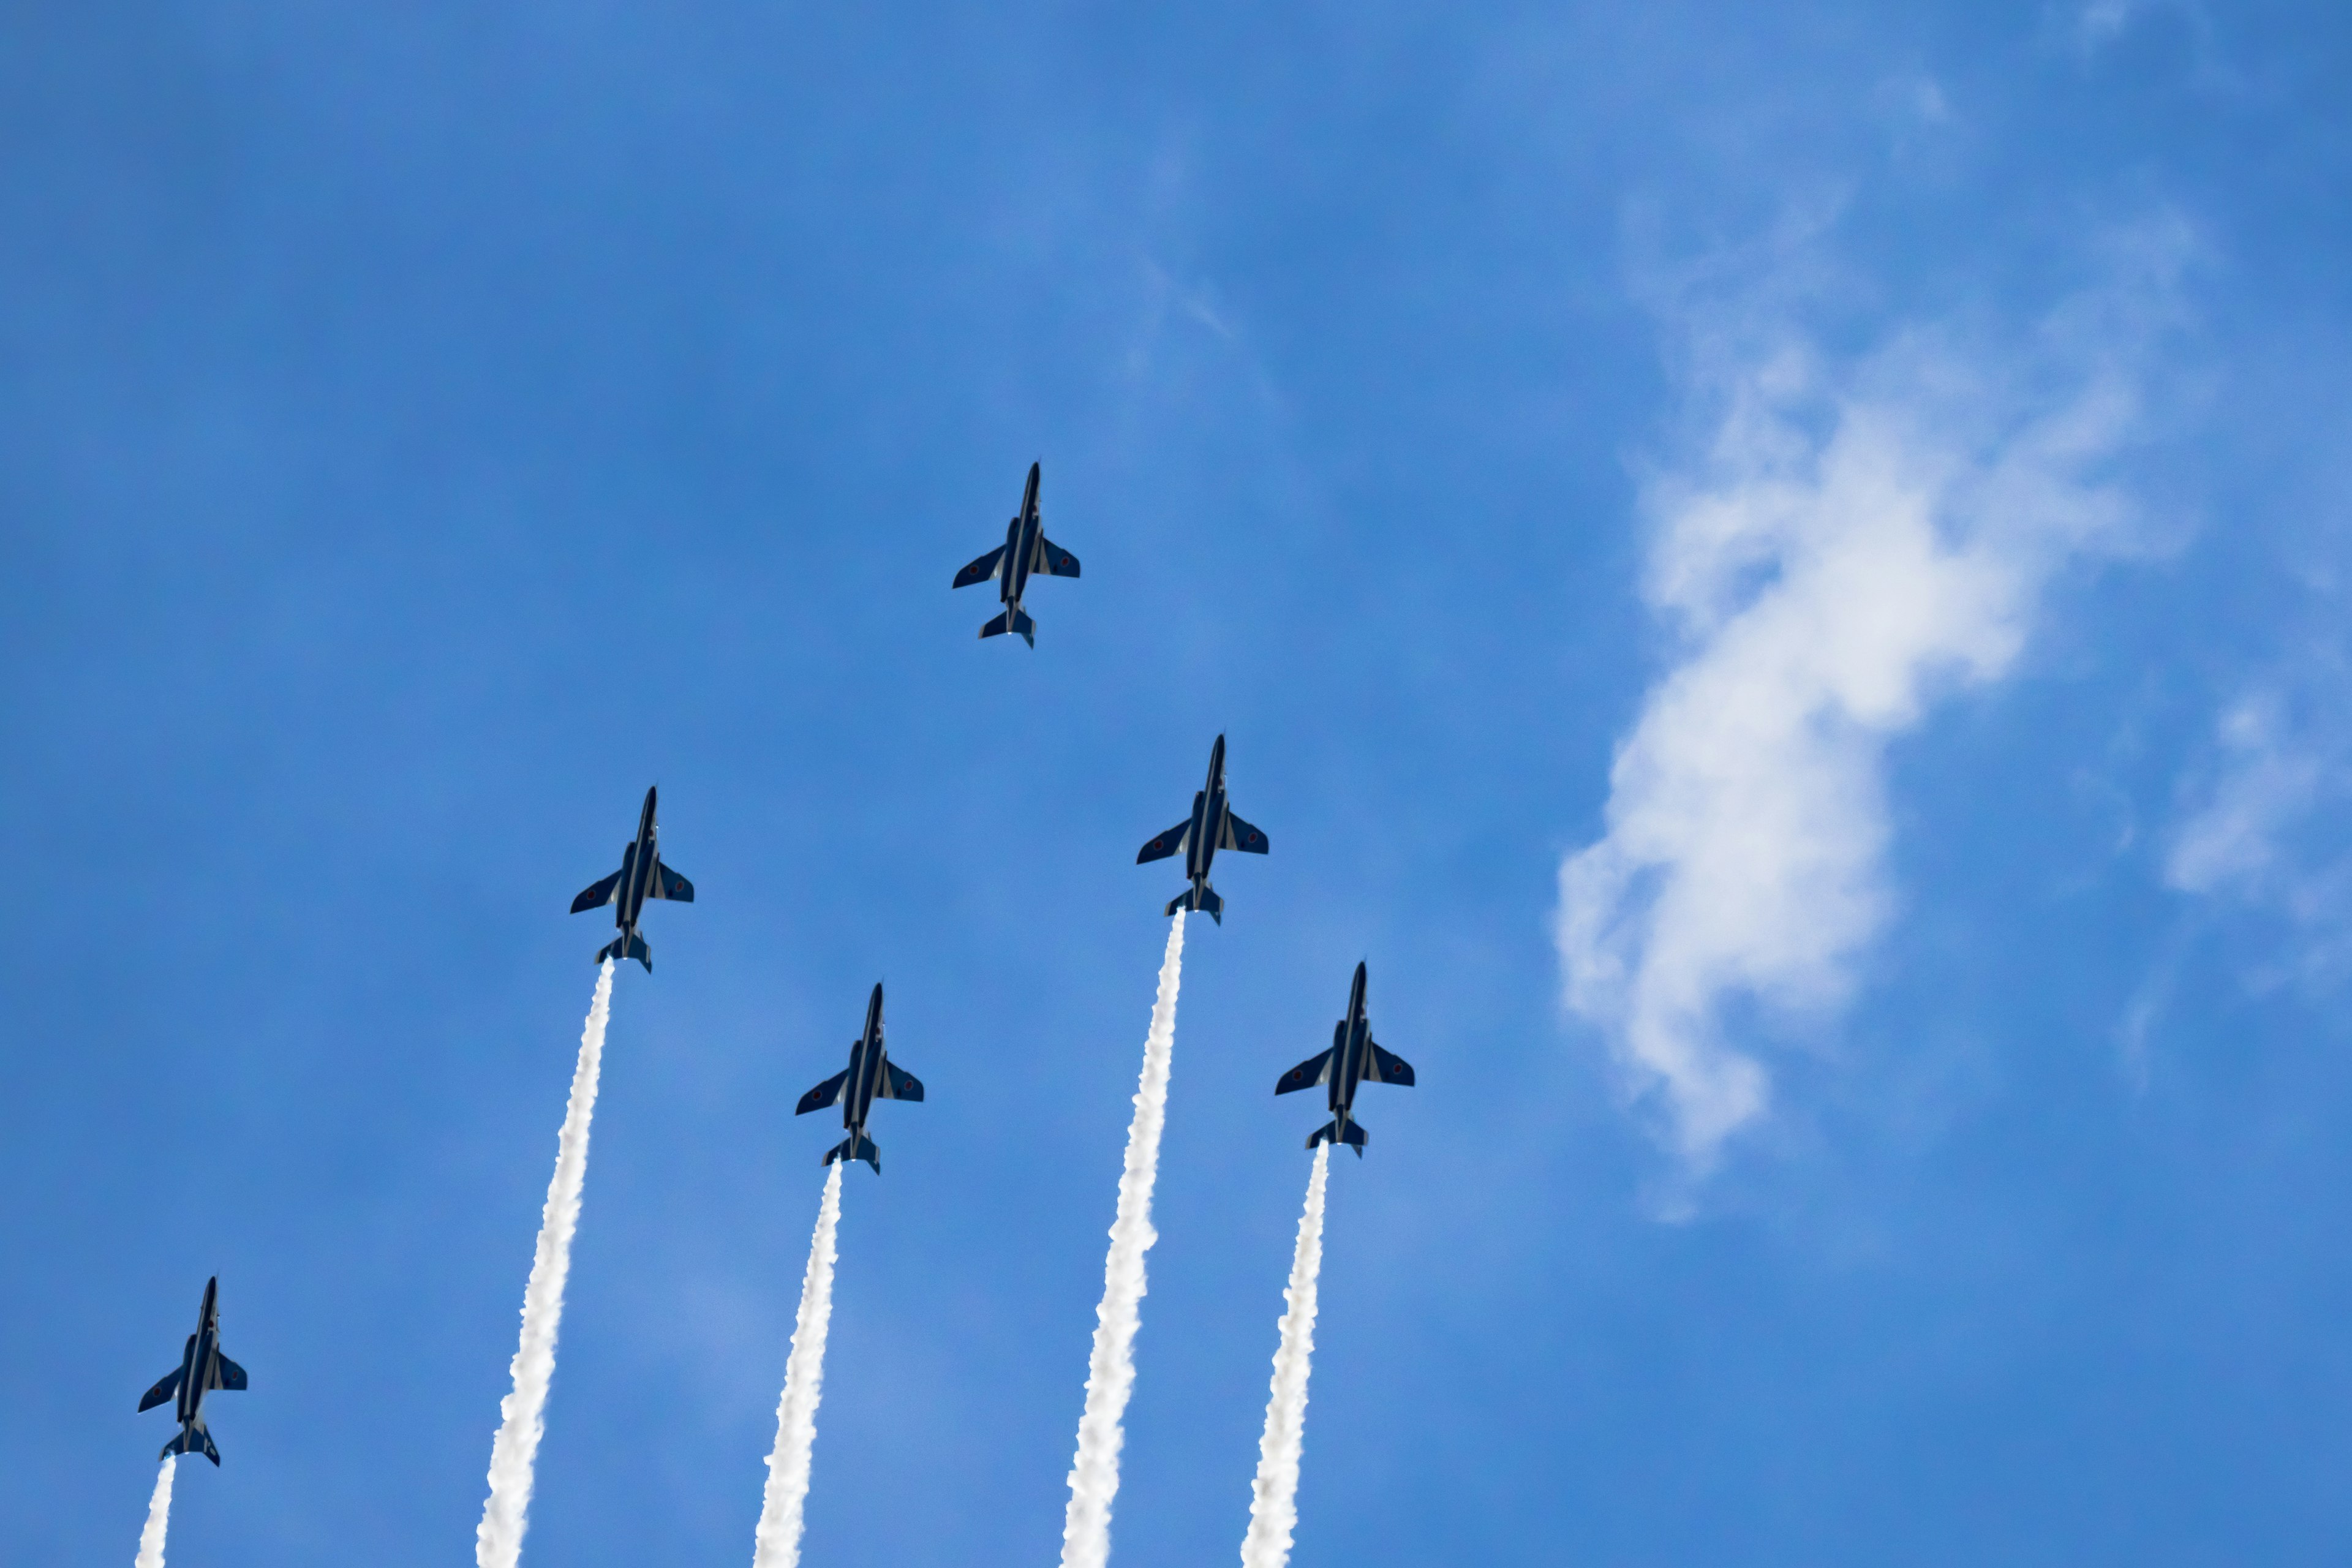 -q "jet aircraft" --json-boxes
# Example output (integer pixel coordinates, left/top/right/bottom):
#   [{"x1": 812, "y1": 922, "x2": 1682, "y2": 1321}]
[
  {"x1": 1275, "y1": 962, "x2": 1414, "y2": 1155},
  {"x1": 137, "y1": 1276, "x2": 247, "y2": 1465},
  {"x1": 795, "y1": 982, "x2": 924, "y2": 1172},
  {"x1": 951, "y1": 461, "x2": 1079, "y2": 646},
  {"x1": 1136, "y1": 733, "x2": 1268, "y2": 923},
  {"x1": 570, "y1": 785, "x2": 693, "y2": 971}
]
